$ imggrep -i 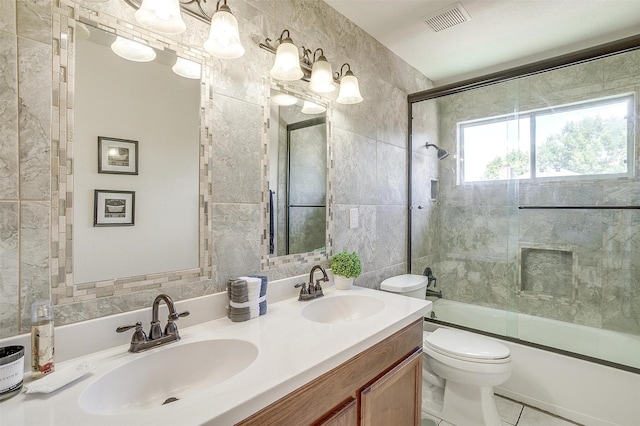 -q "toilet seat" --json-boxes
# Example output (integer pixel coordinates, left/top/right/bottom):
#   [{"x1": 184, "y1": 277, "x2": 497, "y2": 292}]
[{"x1": 424, "y1": 329, "x2": 510, "y2": 364}]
